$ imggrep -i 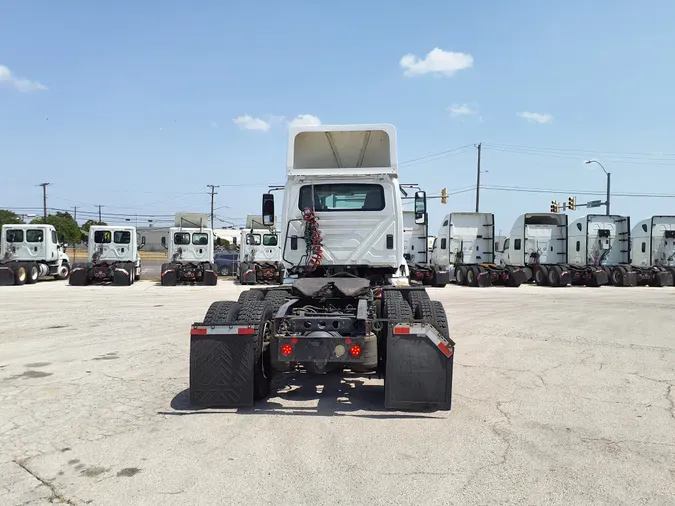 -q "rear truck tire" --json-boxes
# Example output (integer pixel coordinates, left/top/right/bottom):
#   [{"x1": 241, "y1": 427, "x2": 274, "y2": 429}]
[
  {"x1": 466, "y1": 266, "x2": 480, "y2": 287},
  {"x1": 128, "y1": 262, "x2": 135, "y2": 284},
  {"x1": 602, "y1": 266, "x2": 613, "y2": 285},
  {"x1": 611, "y1": 266, "x2": 625, "y2": 287},
  {"x1": 238, "y1": 289, "x2": 265, "y2": 304},
  {"x1": 235, "y1": 301, "x2": 274, "y2": 401},
  {"x1": 534, "y1": 266, "x2": 549, "y2": 286},
  {"x1": 55, "y1": 262, "x2": 70, "y2": 281},
  {"x1": 547, "y1": 265, "x2": 562, "y2": 287},
  {"x1": 160, "y1": 262, "x2": 177, "y2": 286},
  {"x1": 406, "y1": 289, "x2": 431, "y2": 316},
  {"x1": 383, "y1": 290, "x2": 454, "y2": 411},
  {"x1": 506, "y1": 268, "x2": 526, "y2": 288},
  {"x1": 14, "y1": 263, "x2": 27, "y2": 285},
  {"x1": 135, "y1": 261, "x2": 141, "y2": 281},
  {"x1": 26, "y1": 263, "x2": 39, "y2": 284},
  {"x1": 455, "y1": 266, "x2": 467, "y2": 285}
]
